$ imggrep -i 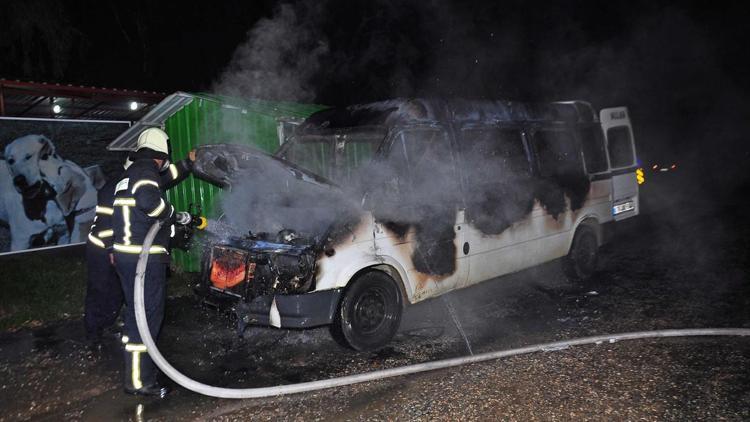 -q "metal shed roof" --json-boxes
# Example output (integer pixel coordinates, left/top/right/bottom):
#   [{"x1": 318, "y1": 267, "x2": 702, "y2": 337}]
[
  {"x1": 0, "y1": 79, "x2": 165, "y2": 121},
  {"x1": 107, "y1": 92, "x2": 326, "y2": 151}
]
